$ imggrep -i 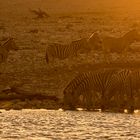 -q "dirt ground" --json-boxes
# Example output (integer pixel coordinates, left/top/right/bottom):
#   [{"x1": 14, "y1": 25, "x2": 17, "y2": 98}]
[{"x1": 1, "y1": 0, "x2": 140, "y2": 109}]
